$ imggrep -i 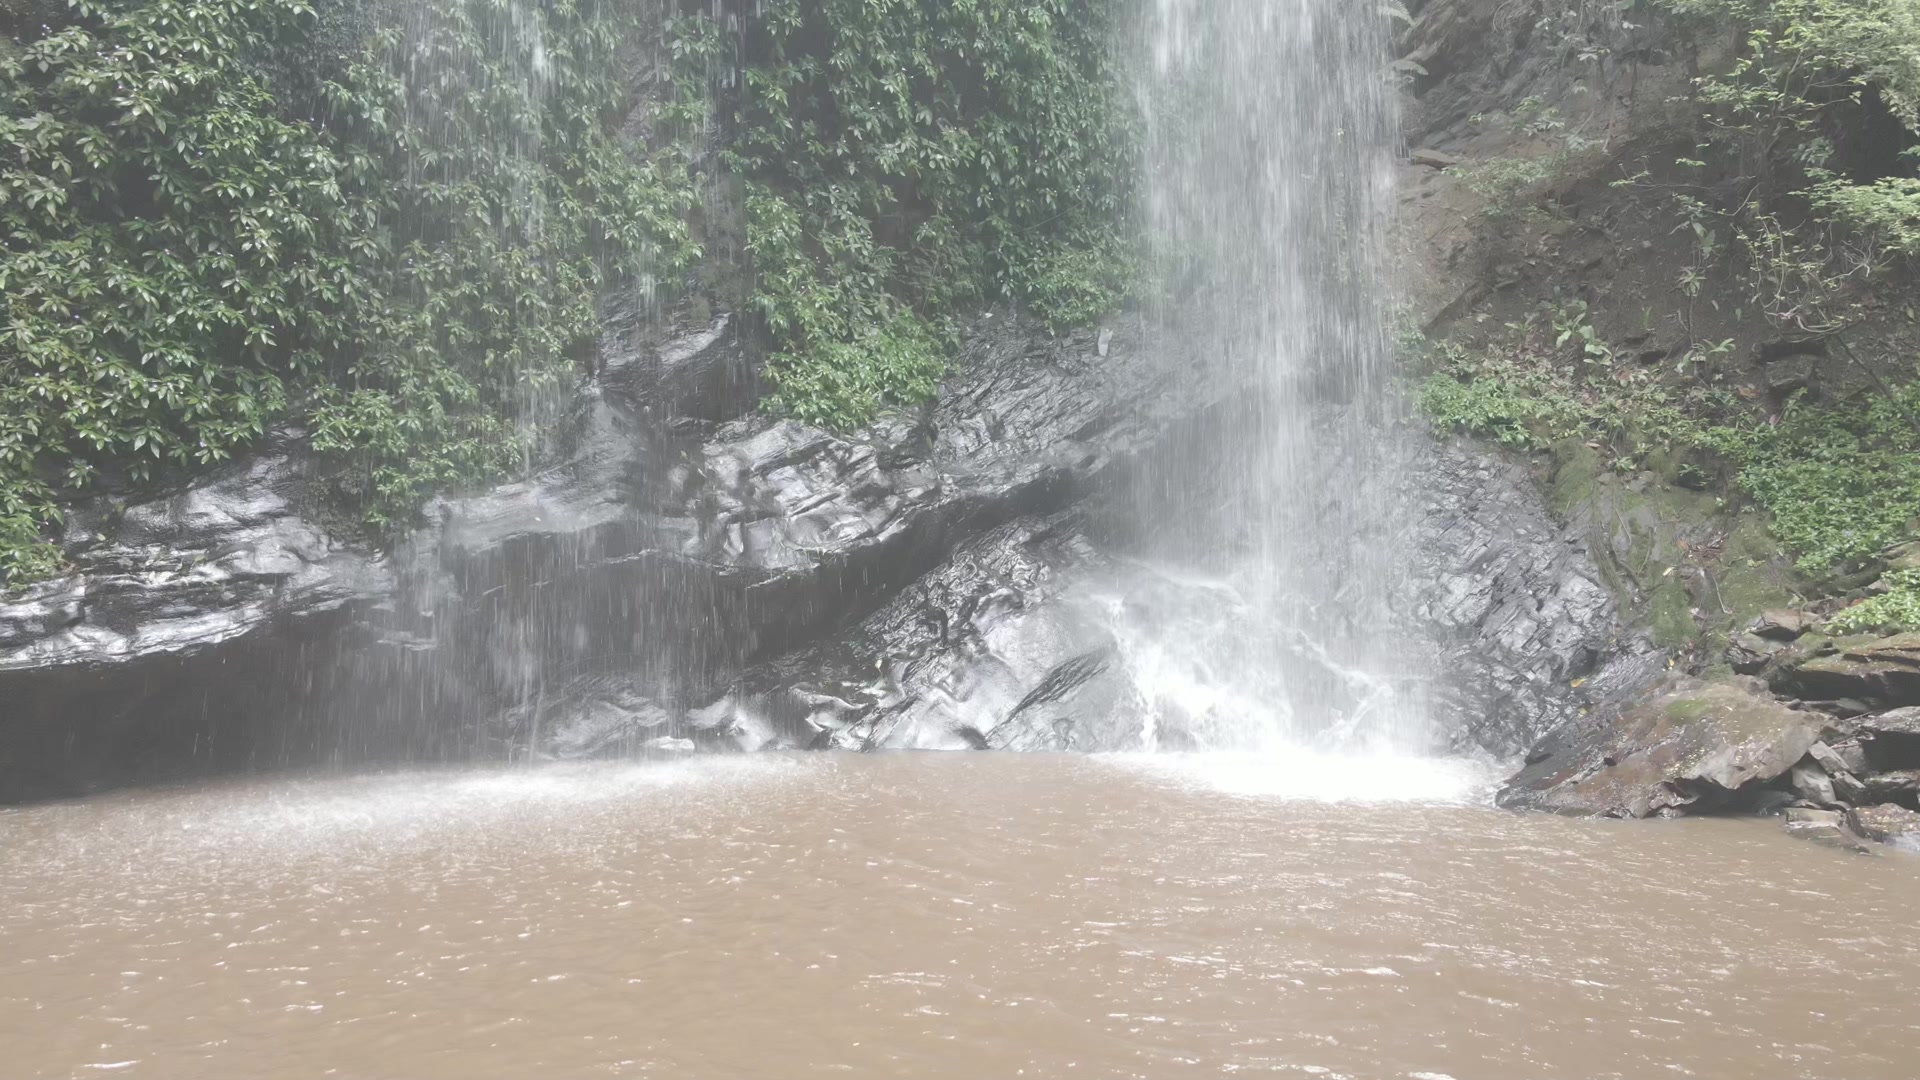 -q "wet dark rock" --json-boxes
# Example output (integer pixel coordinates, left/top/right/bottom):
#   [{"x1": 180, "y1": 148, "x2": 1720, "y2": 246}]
[
  {"x1": 1847, "y1": 803, "x2": 1920, "y2": 846},
  {"x1": 1762, "y1": 357, "x2": 1815, "y2": 395},
  {"x1": 638, "y1": 514, "x2": 1247, "y2": 756},
  {"x1": 1861, "y1": 770, "x2": 1920, "y2": 804},
  {"x1": 665, "y1": 514, "x2": 1114, "y2": 754},
  {"x1": 1497, "y1": 675, "x2": 1823, "y2": 817},
  {"x1": 650, "y1": 431, "x2": 1658, "y2": 763},
  {"x1": 1789, "y1": 761, "x2": 1841, "y2": 808},
  {"x1": 0, "y1": 313, "x2": 1206, "y2": 800},
  {"x1": 1775, "y1": 635, "x2": 1920, "y2": 708},
  {"x1": 1784, "y1": 806, "x2": 1872, "y2": 852},
  {"x1": 0, "y1": 449, "x2": 392, "y2": 669},
  {"x1": 0, "y1": 446, "x2": 400, "y2": 800},
  {"x1": 1751, "y1": 609, "x2": 1811, "y2": 640},
  {"x1": 474, "y1": 315, "x2": 1221, "y2": 759},
  {"x1": 598, "y1": 305, "x2": 756, "y2": 422},
  {"x1": 1405, "y1": 437, "x2": 1661, "y2": 757},
  {"x1": 1410, "y1": 148, "x2": 1461, "y2": 168},
  {"x1": 1, "y1": 304, "x2": 1660, "y2": 796},
  {"x1": 1727, "y1": 631, "x2": 1792, "y2": 675}
]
